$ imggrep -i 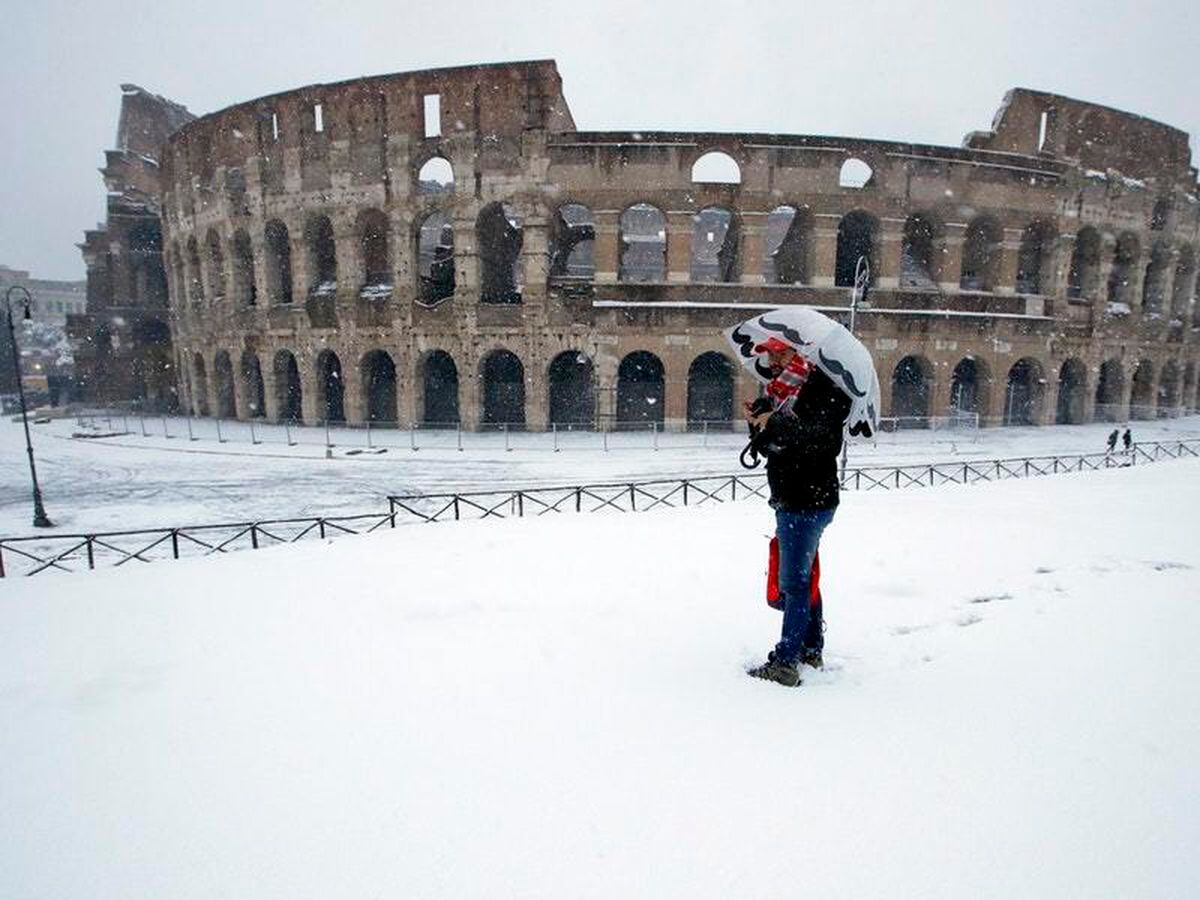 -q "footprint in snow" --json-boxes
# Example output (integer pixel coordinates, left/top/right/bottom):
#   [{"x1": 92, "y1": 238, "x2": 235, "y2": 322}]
[
  {"x1": 968, "y1": 593, "x2": 1012, "y2": 604},
  {"x1": 1147, "y1": 560, "x2": 1193, "y2": 572},
  {"x1": 957, "y1": 613, "x2": 983, "y2": 627}
]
